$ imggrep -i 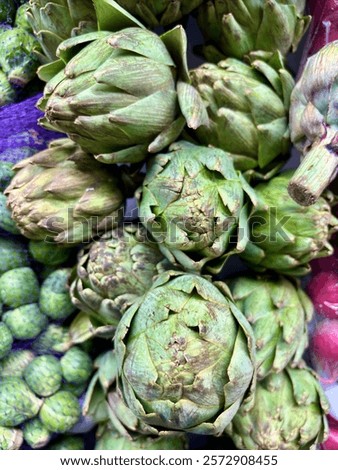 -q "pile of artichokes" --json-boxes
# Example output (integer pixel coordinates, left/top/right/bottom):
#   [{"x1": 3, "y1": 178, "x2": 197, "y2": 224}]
[{"x1": 0, "y1": 0, "x2": 337, "y2": 451}]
